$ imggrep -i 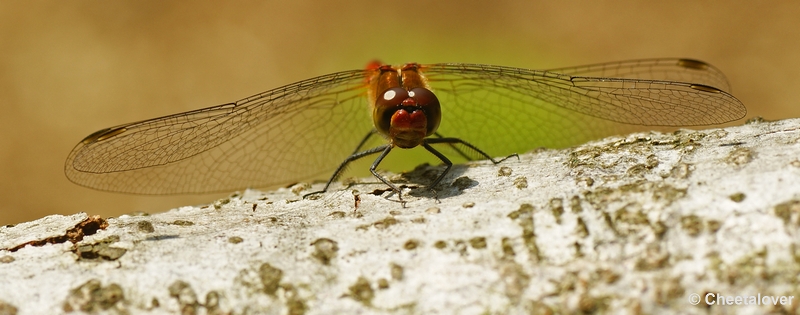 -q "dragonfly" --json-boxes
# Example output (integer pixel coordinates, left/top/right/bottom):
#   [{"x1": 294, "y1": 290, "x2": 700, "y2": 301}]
[{"x1": 65, "y1": 58, "x2": 746, "y2": 198}]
